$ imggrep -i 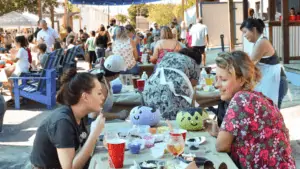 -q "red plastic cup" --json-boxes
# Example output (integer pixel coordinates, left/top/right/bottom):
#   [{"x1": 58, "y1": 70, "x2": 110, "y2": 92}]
[
  {"x1": 170, "y1": 129, "x2": 187, "y2": 141},
  {"x1": 107, "y1": 139, "x2": 126, "y2": 168},
  {"x1": 137, "y1": 79, "x2": 145, "y2": 92}
]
